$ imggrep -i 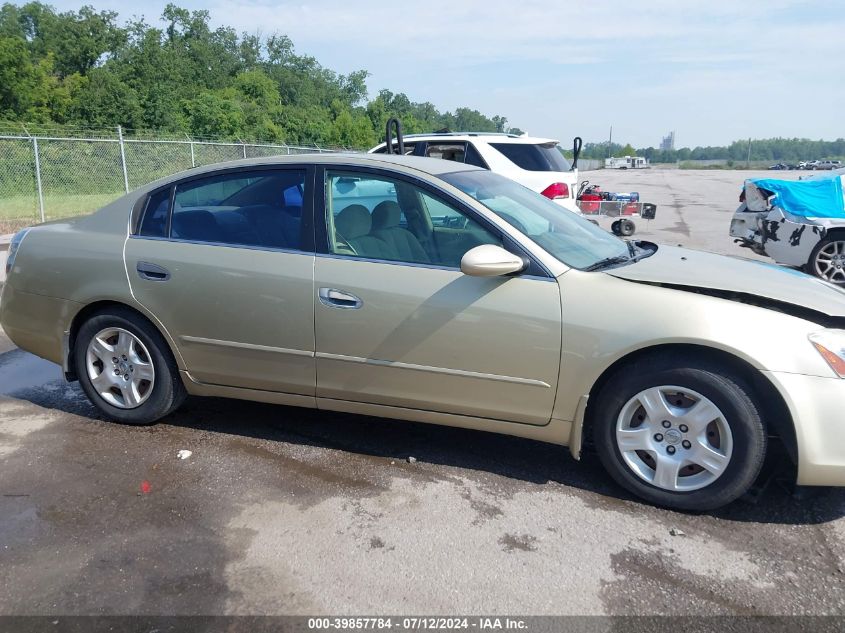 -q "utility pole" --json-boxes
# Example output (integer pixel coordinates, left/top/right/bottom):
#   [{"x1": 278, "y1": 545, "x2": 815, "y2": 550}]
[
  {"x1": 746, "y1": 137, "x2": 752, "y2": 169},
  {"x1": 608, "y1": 125, "x2": 613, "y2": 158}
]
